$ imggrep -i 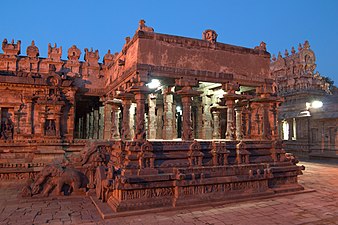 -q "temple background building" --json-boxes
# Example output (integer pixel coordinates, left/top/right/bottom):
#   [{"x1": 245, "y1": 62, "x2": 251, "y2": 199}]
[{"x1": 271, "y1": 41, "x2": 338, "y2": 161}]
